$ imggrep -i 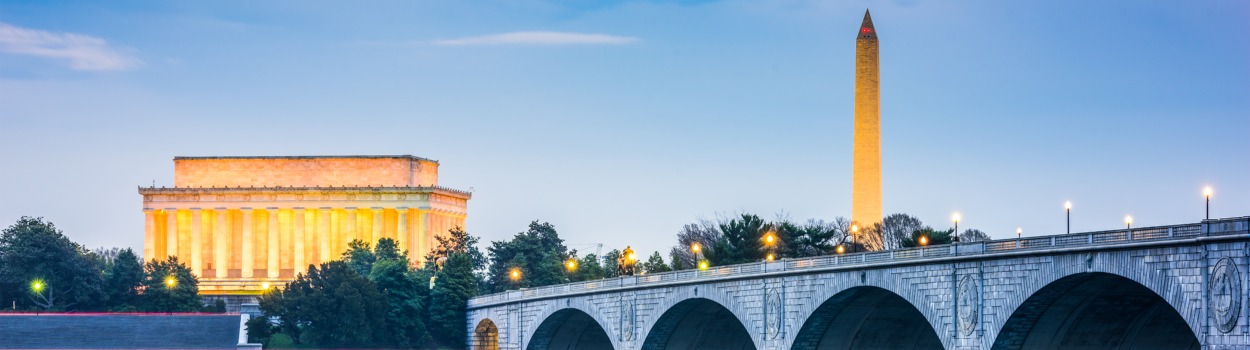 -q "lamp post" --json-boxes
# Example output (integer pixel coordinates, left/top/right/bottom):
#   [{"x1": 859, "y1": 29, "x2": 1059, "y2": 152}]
[
  {"x1": 1017, "y1": 227, "x2": 1022, "y2": 239},
  {"x1": 509, "y1": 267, "x2": 522, "y2": 288},
  {"x1": 1064, "y1": 201, "x2": 1072, "y2": 234},
  {"x1": 951, "y1": 213, "x2": 961, "y2": 243},
  {"x1": 691, "y1": 243, "x2": 708, "y2": 271},
  {"x1": 1204, "y1": 186, "x2": 1213, "y2": 220},
  {"x1": 565, "y1": 258, "x2": 578, "y2": 273},
  {"x1": 1125, "y1": 215, "x2": 1133, "y2": 230},
  {"x1": 165, "y1": 276, "x2": 177, "y2": 315},
  {"x1": 30, "y1": 280, "x2": 44, "y2": 315},
  {"x1": 850, "y1": 225, "x2": 859, "y2": 253}
]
